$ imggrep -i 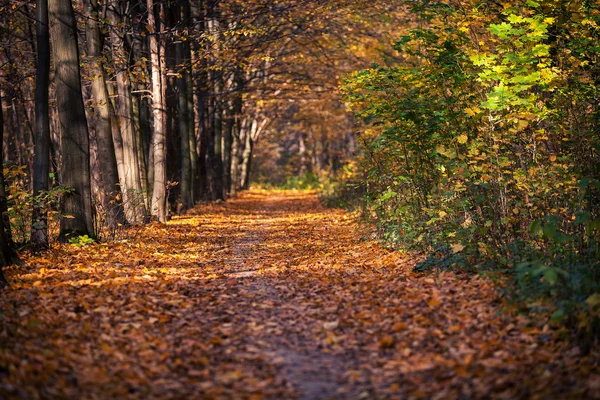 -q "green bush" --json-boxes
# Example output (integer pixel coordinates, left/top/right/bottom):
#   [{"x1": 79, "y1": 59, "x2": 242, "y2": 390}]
[
  {"x1": 5, "y1": 165, "x2": 72, "y2": 246},
  {"x1": 340, "y1": 1, "x2": 600, "y2": 343}
]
